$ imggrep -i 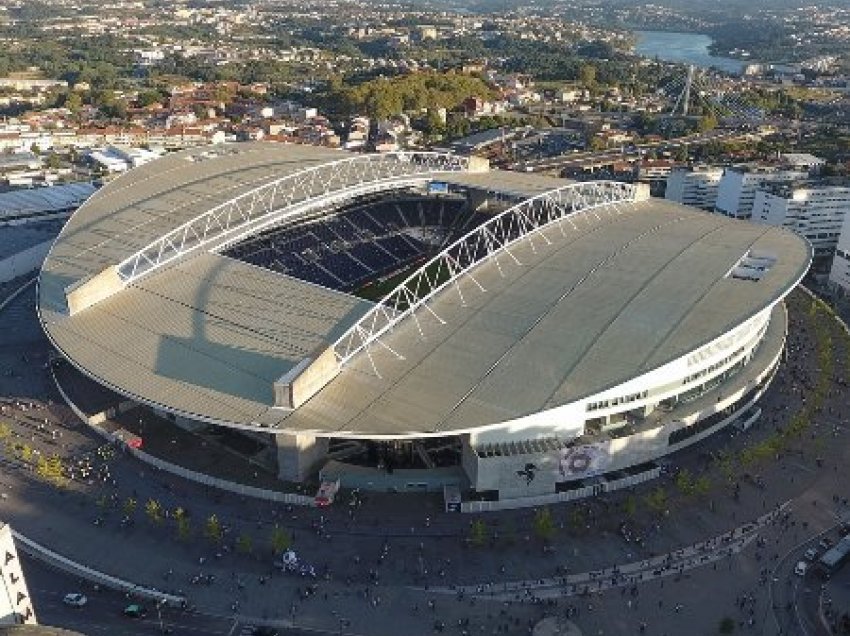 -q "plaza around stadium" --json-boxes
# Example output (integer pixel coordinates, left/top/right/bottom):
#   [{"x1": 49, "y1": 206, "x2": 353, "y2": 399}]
[{"x1": 37, "y1": 143, "x2": 811, "y2": 508}]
